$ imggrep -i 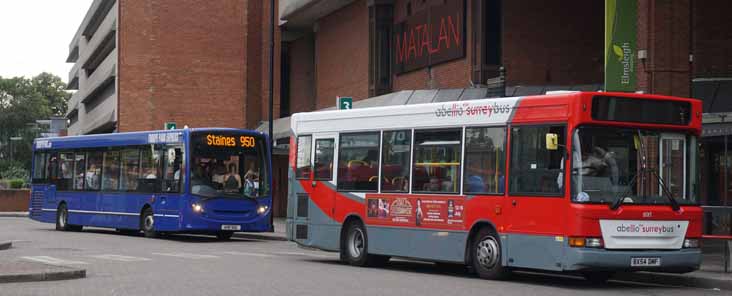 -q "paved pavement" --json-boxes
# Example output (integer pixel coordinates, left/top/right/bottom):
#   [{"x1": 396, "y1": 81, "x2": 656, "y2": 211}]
[{"x1": 0, "y1": 216, "x2": 729, "y2": 295}]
